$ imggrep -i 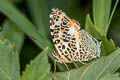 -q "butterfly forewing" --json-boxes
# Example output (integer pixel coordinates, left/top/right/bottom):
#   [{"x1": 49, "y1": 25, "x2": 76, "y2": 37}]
[{"x1": 50, "y1": 9, "x2": 81, "y2": 52}]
